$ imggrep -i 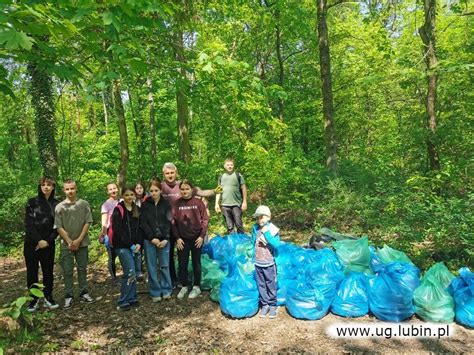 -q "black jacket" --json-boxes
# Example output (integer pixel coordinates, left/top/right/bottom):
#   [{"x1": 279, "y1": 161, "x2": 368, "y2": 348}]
[
  {"x1": 24, "y1": 184, "x2": 59, "y2": 246},
  {"x1": 111, "y1": 201, "x2": 143, "y2": 249},
  {"x1": 141, "y1": 197, "x2": 172, "y2": 241}
]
